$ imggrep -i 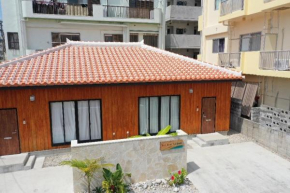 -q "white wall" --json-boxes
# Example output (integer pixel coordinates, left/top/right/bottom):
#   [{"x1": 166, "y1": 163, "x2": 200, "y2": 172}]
[
  {"x1": 1, "y1": 0, "x2": 165, "y2": 60},
  {"x1": 1, "y1": 0, "x2": 25, "y2": 59}
]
